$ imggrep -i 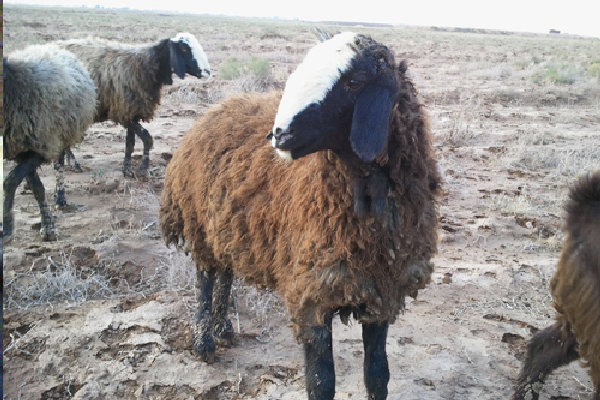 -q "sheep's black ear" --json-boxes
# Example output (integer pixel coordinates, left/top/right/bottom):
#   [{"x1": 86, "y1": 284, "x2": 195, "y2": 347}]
[
  {"x1": 170, "y1": 41, "x2": 186, "y2": 80},
  {"x1": 350, "y1": 85, "x2": 395, "y2": 162}
]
